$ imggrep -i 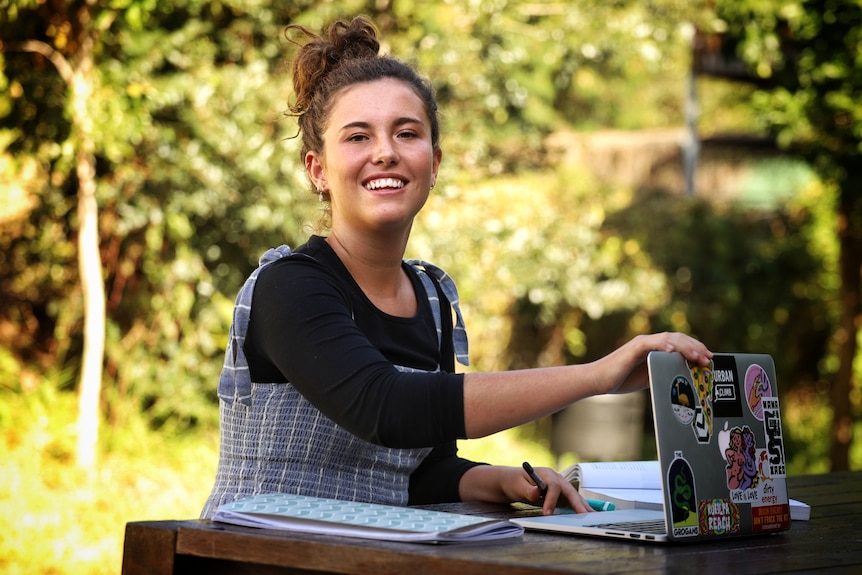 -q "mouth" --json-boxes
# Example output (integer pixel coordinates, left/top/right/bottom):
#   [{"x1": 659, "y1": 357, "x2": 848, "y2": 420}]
[{"x1": 364, "y1": 177, "x2": 406, "y2": 191}]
